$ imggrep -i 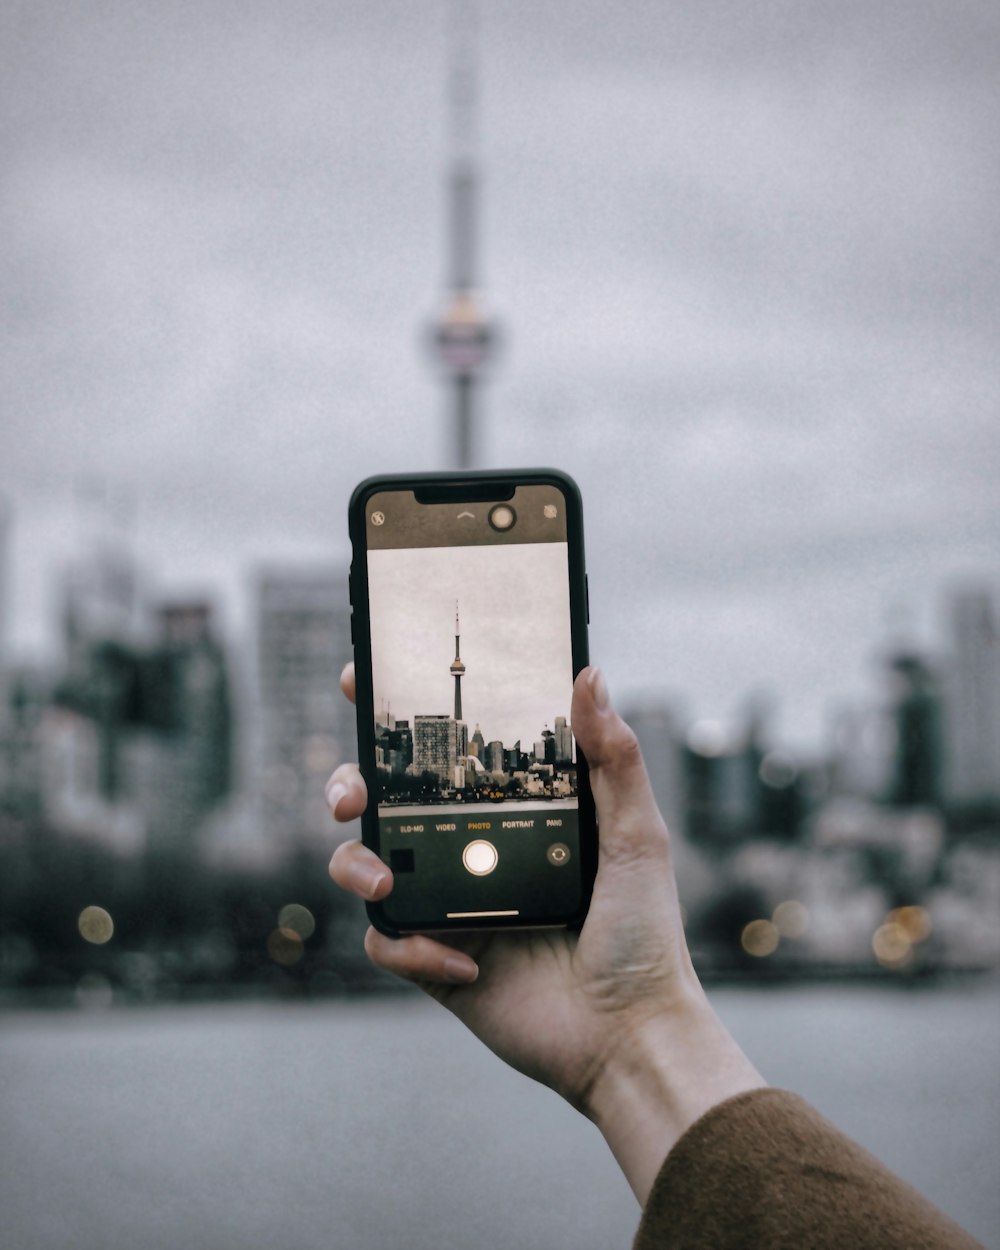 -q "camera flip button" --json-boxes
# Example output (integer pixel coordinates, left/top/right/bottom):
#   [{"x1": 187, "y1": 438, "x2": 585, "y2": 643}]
[{"x1": 462, "y1": 839, "x2": 499, "y2": 876}]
